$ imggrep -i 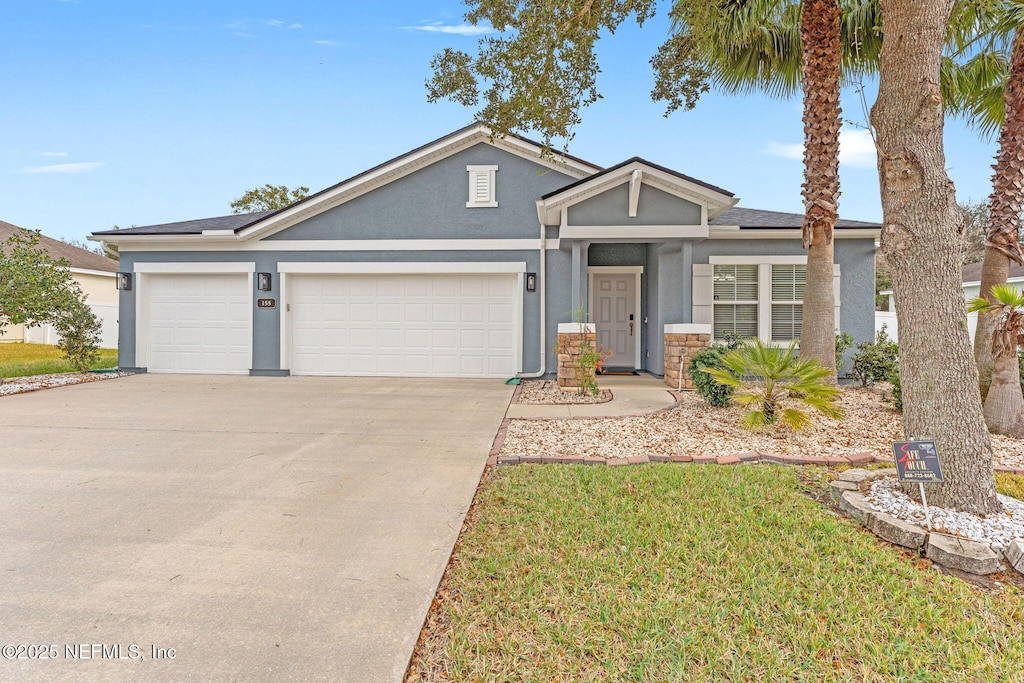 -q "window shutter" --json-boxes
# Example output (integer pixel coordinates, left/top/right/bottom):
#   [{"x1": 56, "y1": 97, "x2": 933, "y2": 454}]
[
  {"x1": 715, "y1": 304, "x2": 758, "y2": 339},
  {"x1": 833, "y1": 263, "x2": 841, "y2": 332},
  {"x1": 692, "y1": 264, "x2": 713, "y2": 324}
]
